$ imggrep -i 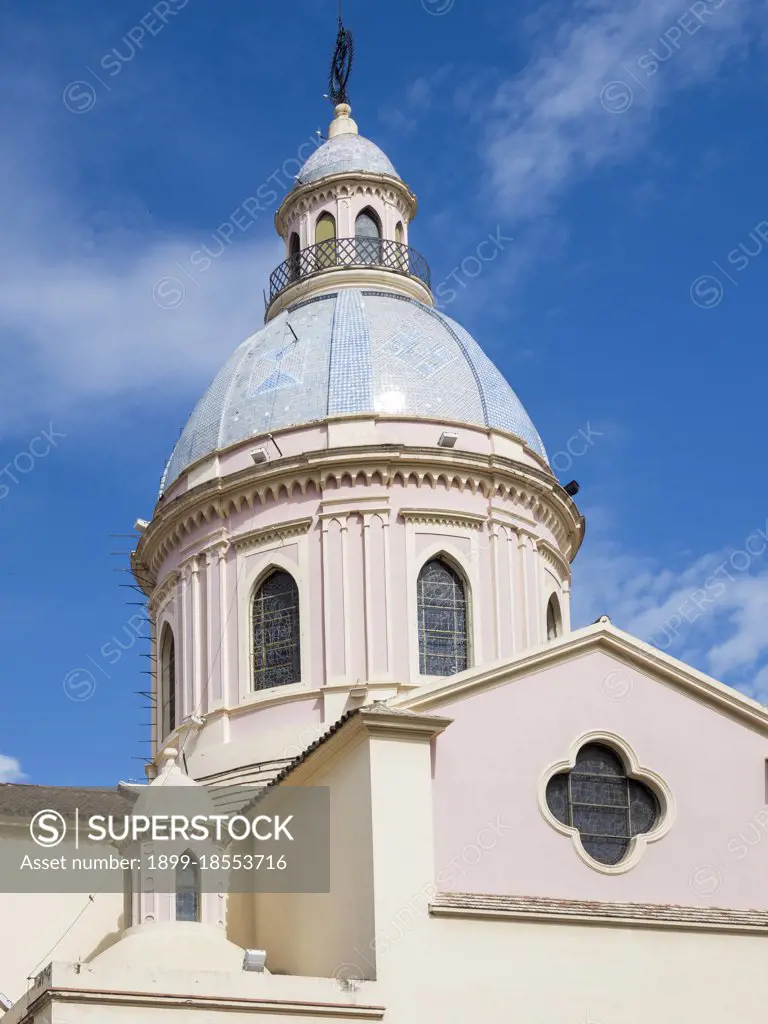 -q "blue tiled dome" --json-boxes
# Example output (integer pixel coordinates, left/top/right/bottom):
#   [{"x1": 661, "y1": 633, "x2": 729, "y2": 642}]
[
  {"x1": 297, "y1": 134, "x2": 399, "y2": 186},
  {"x1": 161, "y1": 291, "x2": 548, "y2": 492}
]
